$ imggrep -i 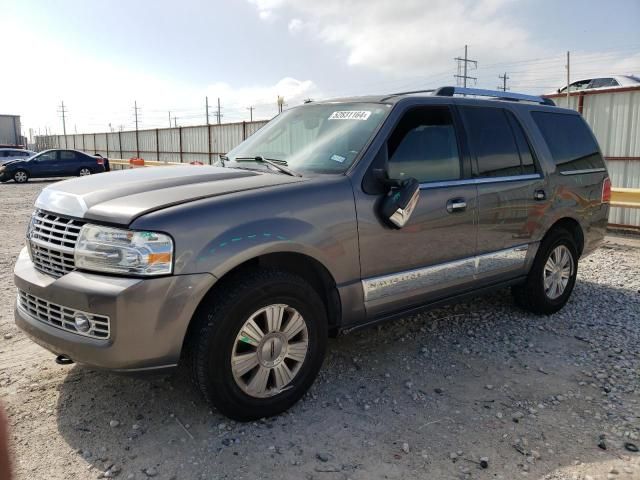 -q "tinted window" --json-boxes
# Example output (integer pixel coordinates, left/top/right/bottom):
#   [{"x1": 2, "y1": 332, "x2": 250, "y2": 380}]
[
  {"x1": 460, "y1": 107, "x2": 523, "y2": 177},
  {"x1": 506, "y1": 112, "x2": 536, "y2": 175},
  {"x1": 532, "y1": 112, "x2": 604, "y2": 171},
  {"x1": 36, "y1": 152, "x2": 57, "y2": 162},
  {"x1": 387, "y1": 107, "x2": 461, "y2": 183},
  {"x1": 60, "y1": 151, "x2": 76, "y2": 160},
  {"x1": 589, "y1": 78, "x2": 618, "y2": 89}
]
